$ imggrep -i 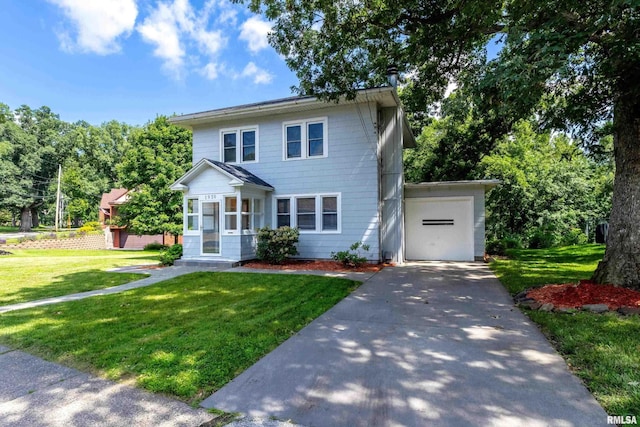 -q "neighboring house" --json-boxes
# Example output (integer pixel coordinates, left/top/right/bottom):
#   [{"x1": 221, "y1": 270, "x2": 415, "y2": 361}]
[
  {"x1": 170, "y1": 86, "x2": 497, "y2": 264},
  {"x1": 99, "y1": 188, "x2": 172, "y2": 249}
]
